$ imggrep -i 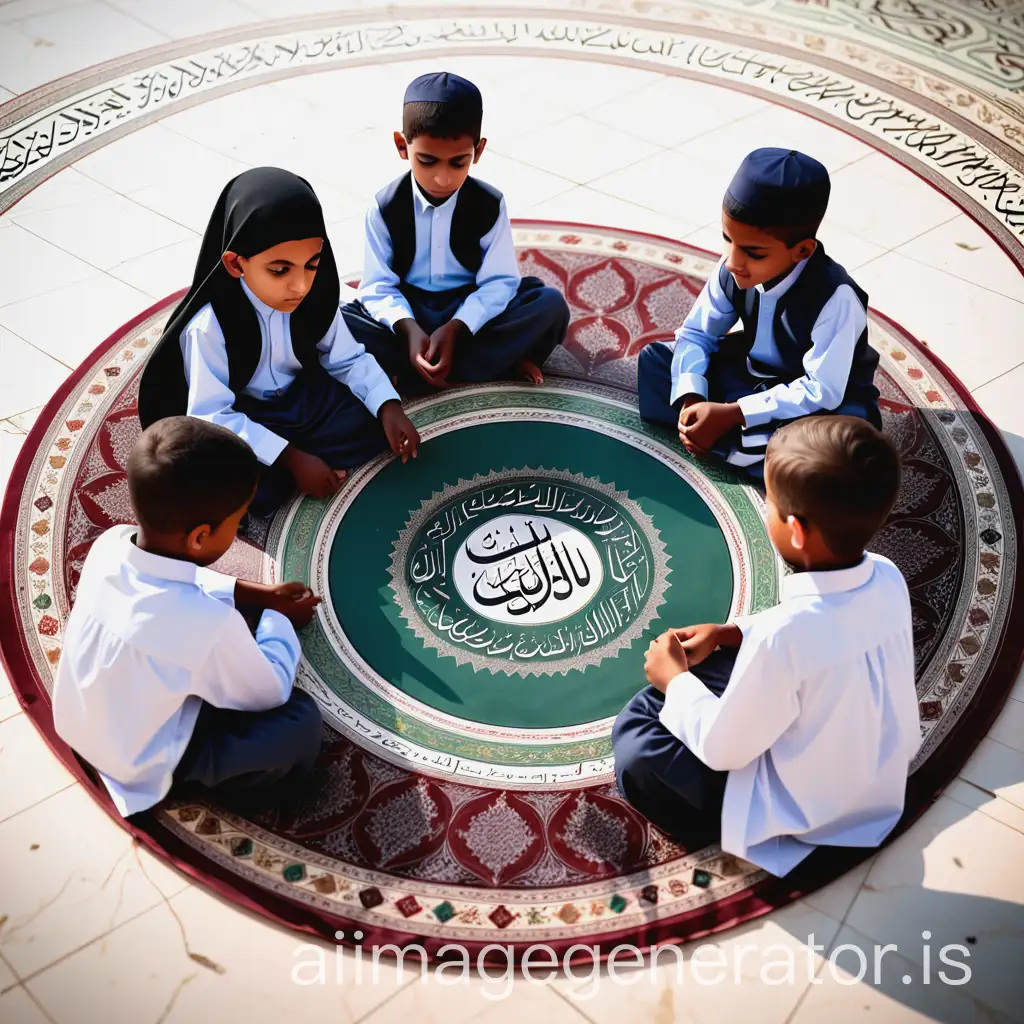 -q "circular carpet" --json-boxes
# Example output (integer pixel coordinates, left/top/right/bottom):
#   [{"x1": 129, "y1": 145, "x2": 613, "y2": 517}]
[{"x1": 2, "y1": 224, "x2": 1021, "y2": 962}]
